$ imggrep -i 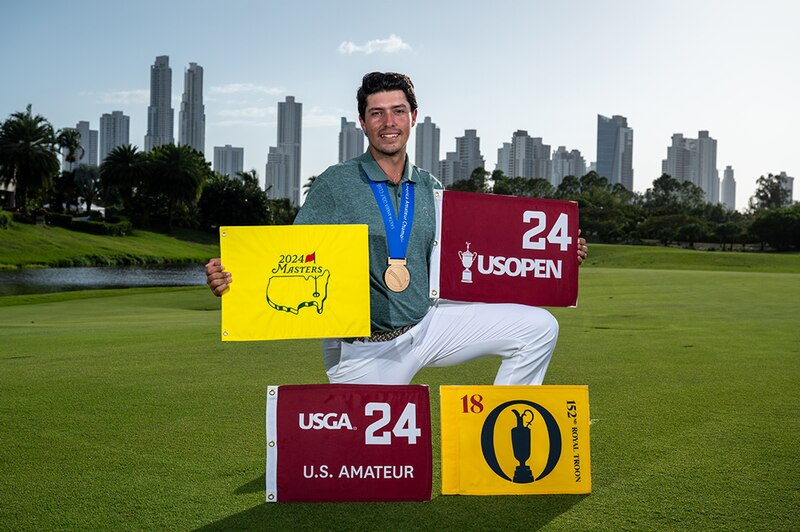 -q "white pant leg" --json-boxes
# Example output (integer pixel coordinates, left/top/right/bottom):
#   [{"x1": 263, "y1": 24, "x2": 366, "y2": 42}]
[
  {"x1": 409, "y1": 300, "x2": 558, "y2": 385},
  {"x1": 322, "y1": 332, "x2": 422, "y2": 385},
  {"x1": 321, "y1": 300, "x2": 558, "y2": 385}
]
